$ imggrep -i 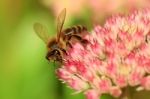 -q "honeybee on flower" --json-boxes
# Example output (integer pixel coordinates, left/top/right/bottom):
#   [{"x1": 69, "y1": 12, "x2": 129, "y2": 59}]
[{"x1": 56, "y1": 8, "x2": 150, "y2": 99}]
